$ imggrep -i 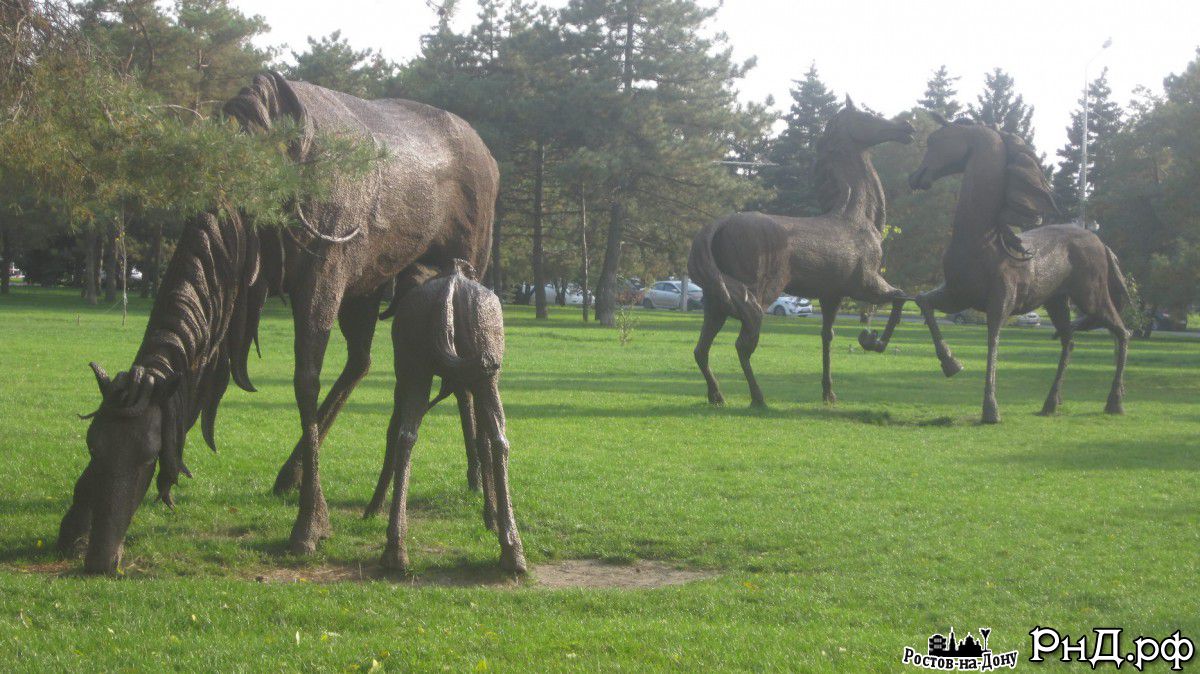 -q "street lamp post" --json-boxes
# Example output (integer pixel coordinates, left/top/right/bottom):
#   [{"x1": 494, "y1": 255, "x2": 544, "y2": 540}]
[{"x1": 1079, "y1": 38, "x2": 1112, "y2": 227}]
